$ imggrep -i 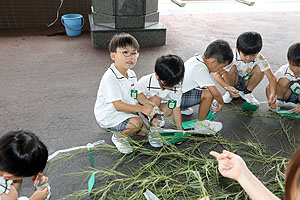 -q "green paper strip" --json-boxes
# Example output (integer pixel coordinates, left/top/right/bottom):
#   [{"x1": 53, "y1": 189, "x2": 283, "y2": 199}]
[
  {"x1": 277, "y1": 110, "x2": 300, "y2": 118},
  {"x1": 88, "y1": 149, "x2": 95, "y2": 194},
  {"x1": 89, "y1": 149, "x2": 95, "y2": 168},
  {"x1": 88, "y1": 173, "x2": 96, "y2": 194}
]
